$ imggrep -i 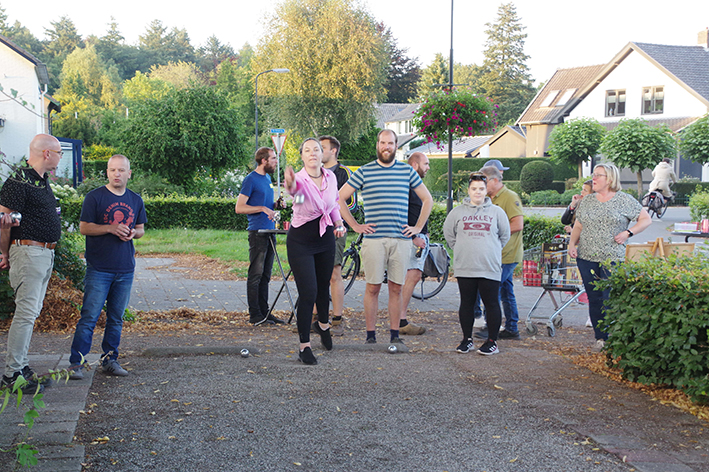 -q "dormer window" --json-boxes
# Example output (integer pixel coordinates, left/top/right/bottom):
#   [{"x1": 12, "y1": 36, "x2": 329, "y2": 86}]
[
  {"x1": 539, "y1": 90, "x2": 559, "y2": 107},
  {"x1": 556, "y1": 89, "x2": 576, "y2": 107},
  {"x1": 642, "y1": 86, "x2": 664, "y2": 114},
  {"x1": 605, "y1": 90, "x2": 626, "y2": 117}
]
